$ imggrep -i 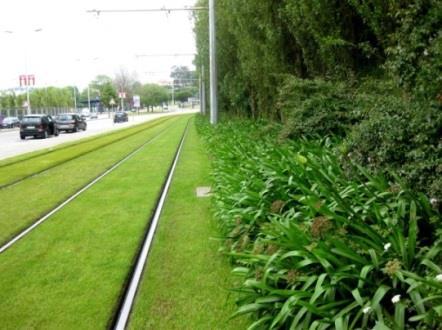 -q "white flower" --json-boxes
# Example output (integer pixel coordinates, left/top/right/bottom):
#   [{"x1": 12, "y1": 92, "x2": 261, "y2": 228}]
[
  {"x1": 384, "y1": 243, "x2": 392, "y2": 251},
  {"x1": 436, "y1": 274, "x2": 442, "y2": 282},
  {"x1": 423, "y1": 49, "x2": 429, "y2": 56},
  {"x1": 362, "y1": 306, "x2": 371, "y2": 314},
  {"x1": 392, "y1": 294, "x2": 401, "y2": 304},
  {"x1": 430, "y1": 198, "x2": 438, "y2": 207}
]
